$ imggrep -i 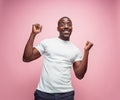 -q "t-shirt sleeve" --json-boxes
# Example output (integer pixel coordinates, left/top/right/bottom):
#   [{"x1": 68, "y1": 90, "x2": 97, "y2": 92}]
[
  {"x1": 34, "y1": 40, "x2": 46, "y2": 55},
  {"x1": 73, "y1": 49, "x2": 82, "y2": 62}
]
